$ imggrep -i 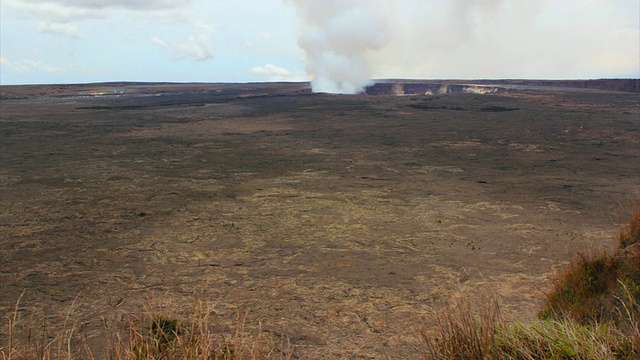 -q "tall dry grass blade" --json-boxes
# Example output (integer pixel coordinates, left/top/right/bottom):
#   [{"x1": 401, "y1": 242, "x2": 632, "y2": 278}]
[
  {"x1": 1, "y1": 290, "x2": 26, "y2": 360},
  {"x1": 420, "y1": 293, "x2": 501, "y2": 360}
]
